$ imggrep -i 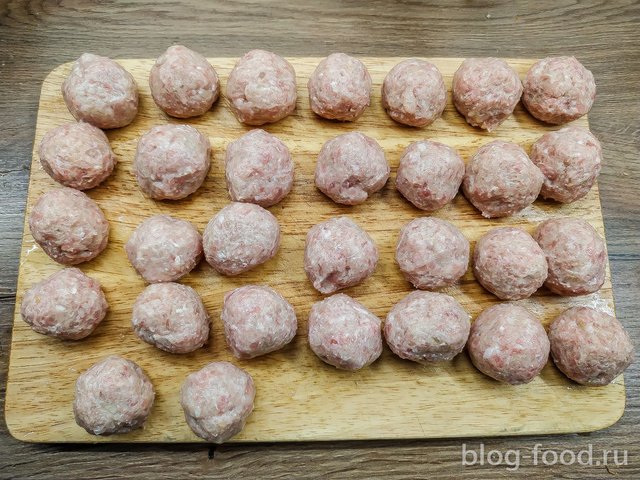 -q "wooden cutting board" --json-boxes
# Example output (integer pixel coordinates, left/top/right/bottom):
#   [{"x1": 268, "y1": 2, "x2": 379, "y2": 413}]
[{"x1": 5, "y1": 57, "x2": 625, "y2": 443}]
